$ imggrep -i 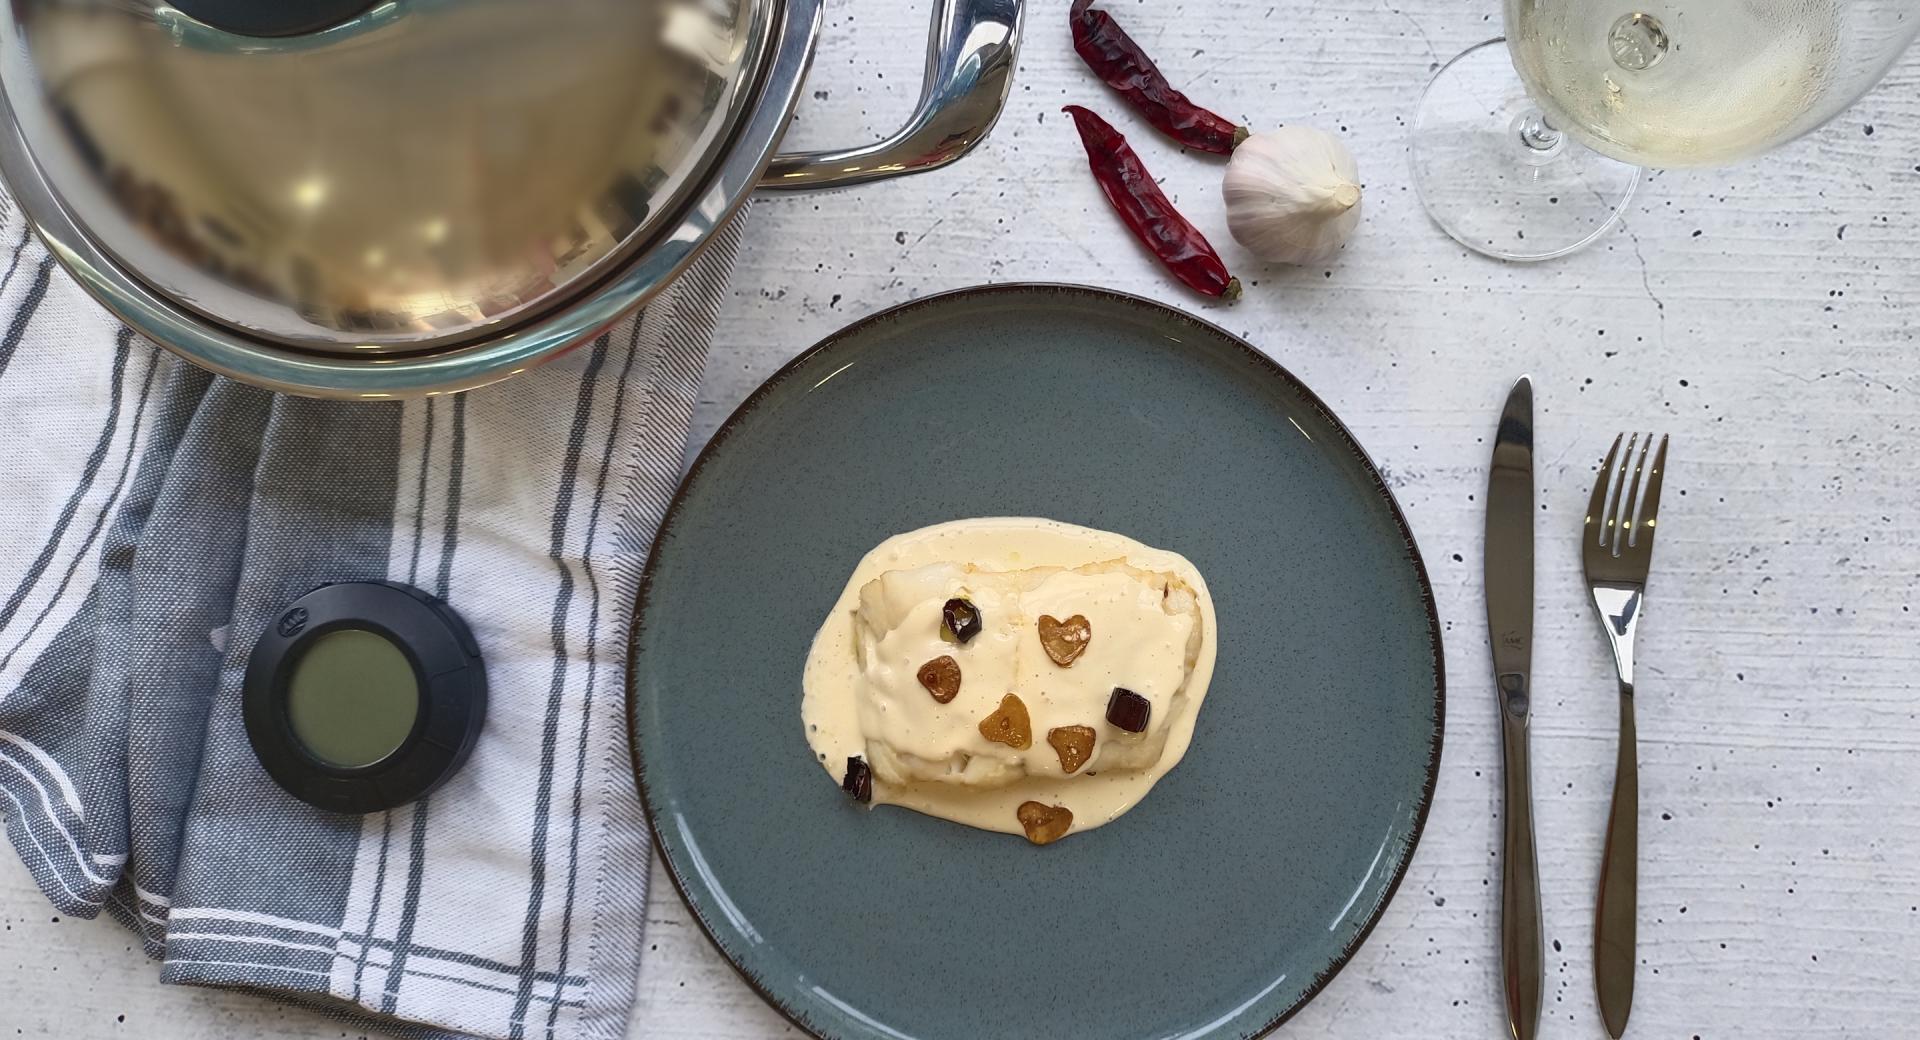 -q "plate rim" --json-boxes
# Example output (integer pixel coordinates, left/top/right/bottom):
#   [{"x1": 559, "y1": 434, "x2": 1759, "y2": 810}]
[{"x1": 625, "y1": 282, "x2": 1447, "y2": 1040}]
